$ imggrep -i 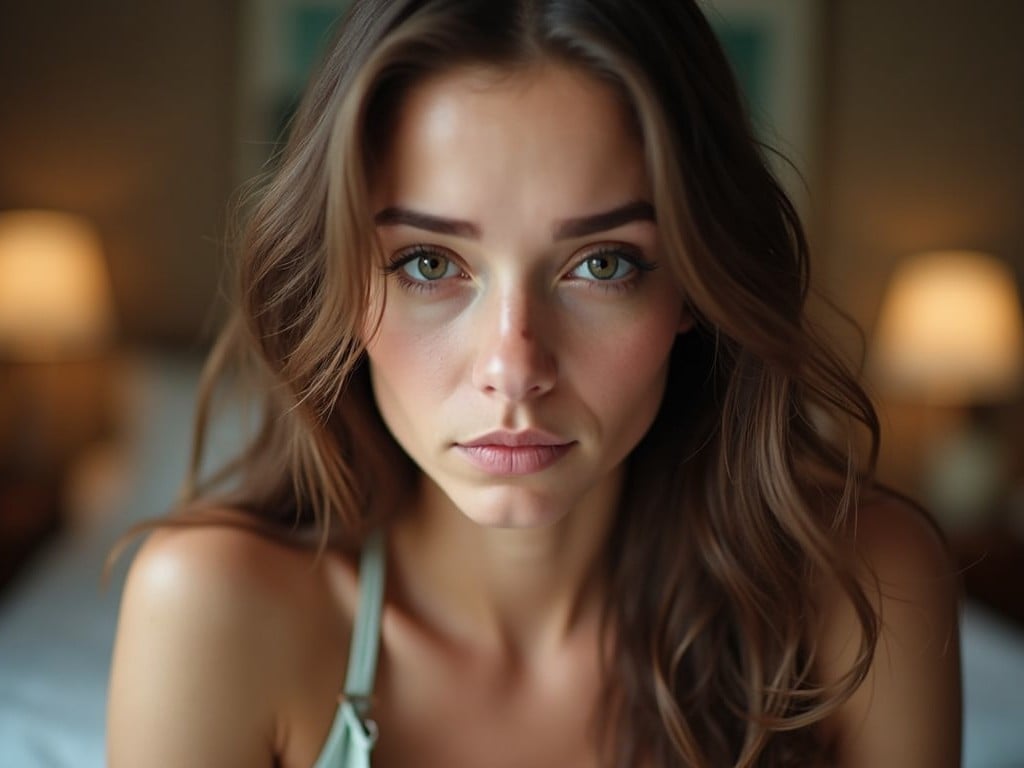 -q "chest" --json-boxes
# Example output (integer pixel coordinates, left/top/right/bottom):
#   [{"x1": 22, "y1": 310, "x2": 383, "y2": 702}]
[{"x1": 368, "y1": 626, "x2": 605, "y2": 767}]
